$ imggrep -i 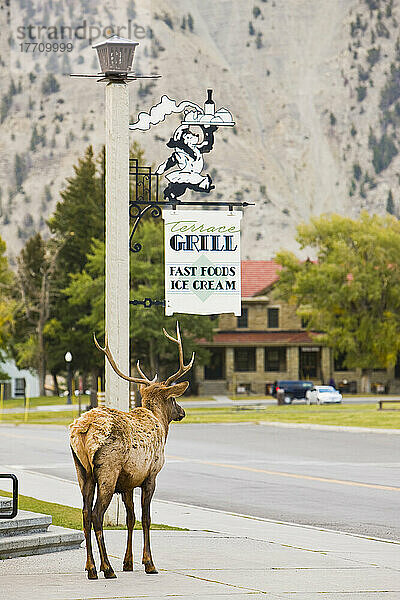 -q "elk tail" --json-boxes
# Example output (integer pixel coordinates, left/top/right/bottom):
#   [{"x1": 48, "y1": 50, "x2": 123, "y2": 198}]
[{"x1": 70, "y1": 424, "x2": 92, "y2": 474}]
